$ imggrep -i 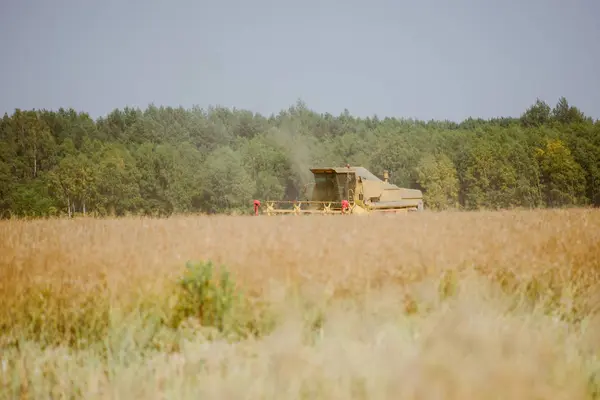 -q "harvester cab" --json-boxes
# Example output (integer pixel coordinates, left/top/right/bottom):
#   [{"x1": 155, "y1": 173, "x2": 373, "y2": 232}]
[{"x1": 256, "y1": 165, "x2": 424, "y2": 215}]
